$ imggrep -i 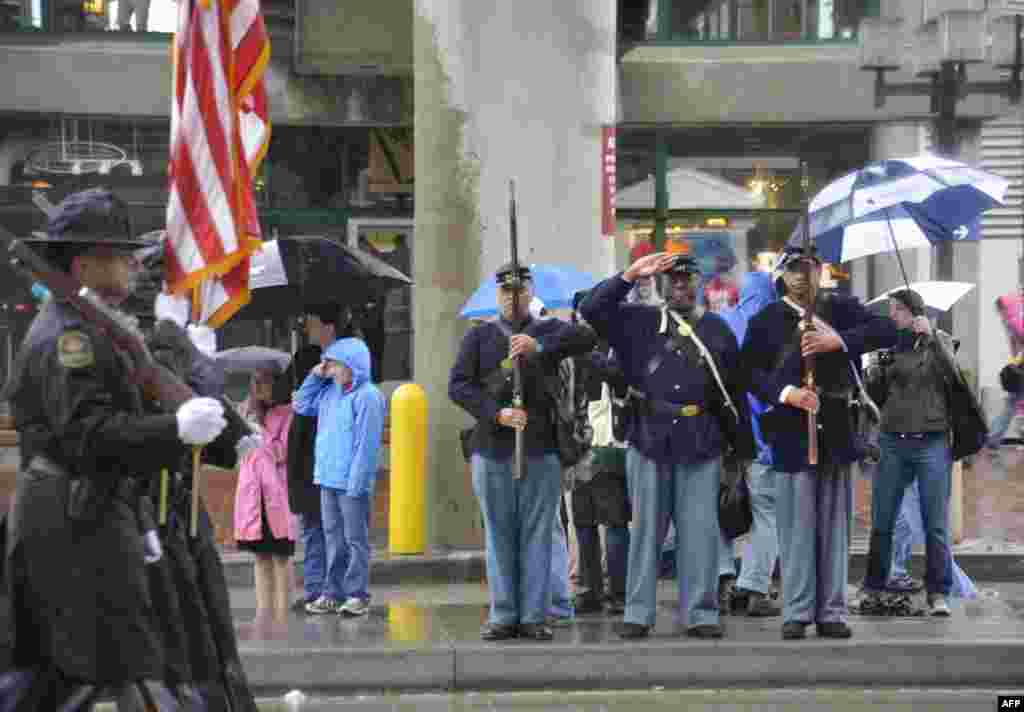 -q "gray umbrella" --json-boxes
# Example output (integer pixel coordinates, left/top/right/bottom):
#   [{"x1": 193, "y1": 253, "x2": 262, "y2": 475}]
[{"x1": 213, "y1": 346, "x2": 291, "y2": 374}]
